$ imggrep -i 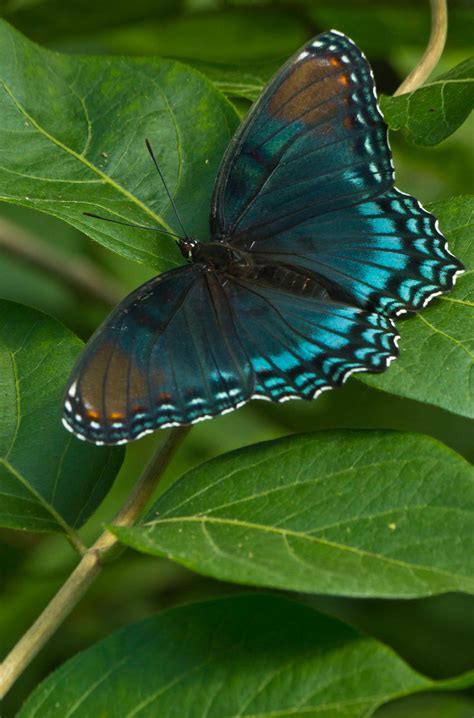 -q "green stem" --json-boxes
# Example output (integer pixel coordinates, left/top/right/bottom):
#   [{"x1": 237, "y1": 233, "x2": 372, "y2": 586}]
[{"x1": 0, "y1": 425, "x2": 190, "y2": 700}]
